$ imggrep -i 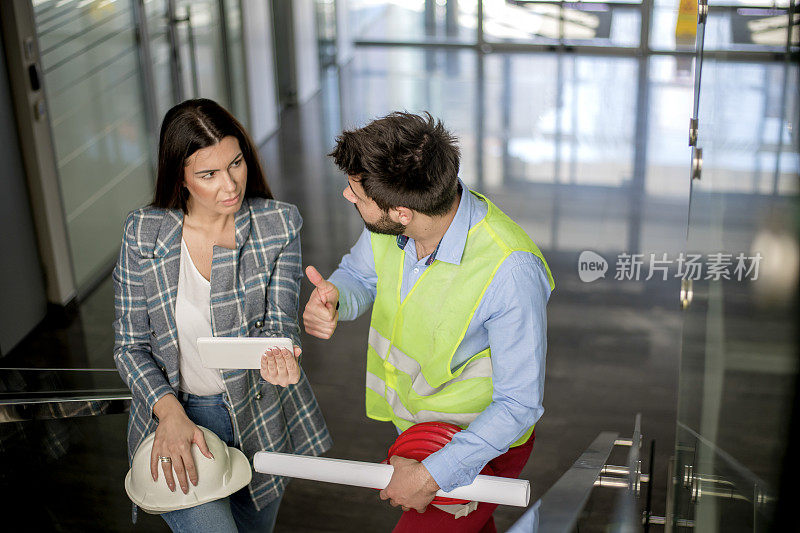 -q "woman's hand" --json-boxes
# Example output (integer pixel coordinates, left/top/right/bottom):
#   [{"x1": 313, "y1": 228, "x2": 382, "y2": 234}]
[
  {"x1": 260, "y1": 346, "x2": 302, "y2": 387},
  {"x1": 150, "y1": 395, "x2": 214, "y2": 494}
]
